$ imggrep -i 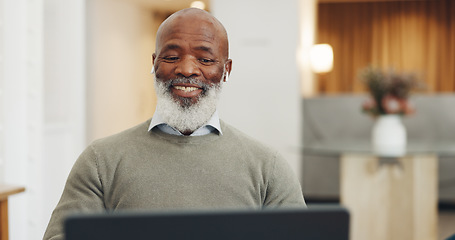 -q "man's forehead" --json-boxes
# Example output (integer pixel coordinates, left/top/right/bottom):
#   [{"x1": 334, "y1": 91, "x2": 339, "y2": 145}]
[
  {"x1": 157, "y1": 29, "x2": 220, "y2": 55},
  {"x1": 157, "y1": 22, "x2": 222, "y2": 53},
  {"x1": 159, "y1": 15, "x2": 220, "y2": 41},
  {"x1": 162, "y1": 41, "x2": 215, "y2": 51},
  {"x1": 163, "y1": 24, "x2": 217, "y2": 41},
  {"x1": 156, "y1": 8, "x2": 229, "y2": 57}
]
